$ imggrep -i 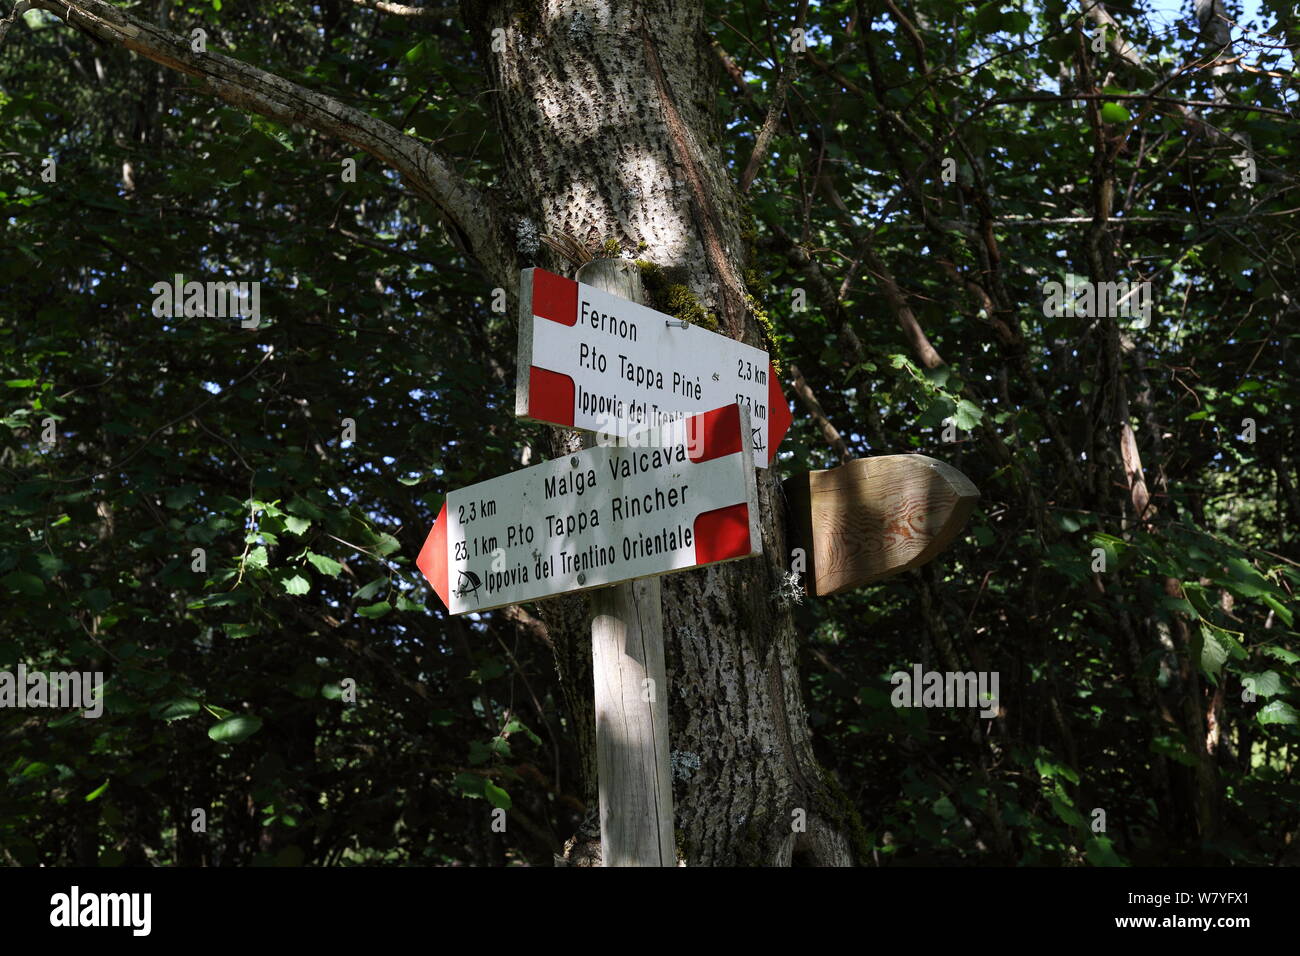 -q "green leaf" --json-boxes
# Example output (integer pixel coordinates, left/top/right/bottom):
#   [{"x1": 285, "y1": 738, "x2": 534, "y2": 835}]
[
  {"x1": 287, "y1": 495, "x2": 327, "y2": 519},
  {"x1": 208, "y1": 714, "x2": 264, "y2": 743},
  {"x1": 33, "y1": 552, "x2": 63, "y2": 578},
  {"x1": 468, "y1": 740, "x2": 492, "y2": 766},
  {"x1": 1004, "y1": 10, "x2": 1030, "y2": 34},
  {"x1": 1198, "y1": 622, "x2": 1246, "y2": 680},
  {"x1": 395, "y1": 594, "x2": 425, "y2": 612},
  {"x1": 1262, "y1": 593, "x2": 1293, "y2": 627},
  {"x1": 1, "y1": 571, "x2": 44, "y2": 596},
  {"x1": 1035, "y1": 756, "x2": 1080, "y2": 784},
  {"x1": 1050, "y1": 795, "x2": 1085, "y2": 829},
  {"x1": 973, "y1": 2, "x2": 1003, "y2": 32},
  {"x1": 483, "y1": 780, "x2": 512, "y2": 810},
  {"x1": 471, "y1": 659, "x2": 507, "y2": 682},
  {"x1": 354, "y1": 577, "x2": 386, "y2": 602},
  {"x1": 918, "y1": 396, "x2": 955, "y2": 429},
  {"x1": 245, "y1": 546, "x2": 269, "y2": 570},
  {"x1": 84, "y1": 780, "x2": 110, "y2": 802},
  {"x1": 452, "y1": 773, "x2": 485, "y2": 797},
  {"x1": 164, "y1": 486, "x2": 199, "y2": 509},
  {"x1": 1086, "y1": 836, "x2": 1126, "y2": 867},
  {"x1": 1100, "y1": 102, "x2": 1131, "y2": 124},
  {"x1": 357, "y1": 600, "x2": 391, "y2": 619},
  {"x1": 280, "y1": 573, "x2": 310, "y2": 595},
  {"x1": 953, "y1": 398, "x2": 983, "y2": 430},
  {"x1": 1260, "y1": 644, "x2": 1299, "y2": 664},
  {"x1": 1200, "y1": 627, "x2": 1229, "y2": 679},
  {"x1": 251, "y1": 116, "x2": 295, "y2": 151},
  {"x1": 925, "y1": 366, "x2": 951, "y2": 388},
  {"x1": 1223, "y1": 557, "x2": 1268, "y2": 593},
  {"x1": 1257, "y1": 700, "x2": 1299, "y2": 726},
  {"x1": 1242, "y1": 671, "x2": 1283, "y2": 698},
  {"x1": 284, "y1": 514, "x2": 311, "y2": 536},
  {"x1": 932, "y1": 795, "x2": 957, "y2": 821},
  {"x1": 306, "y1": 552, "x2": 343, "y2": 577},
  {"x1": 253, "y1": 502, "x2": 284, "y2": 522},
  {"x1": 151, "y1": 699, "x2": 201, "y2": 721}
]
